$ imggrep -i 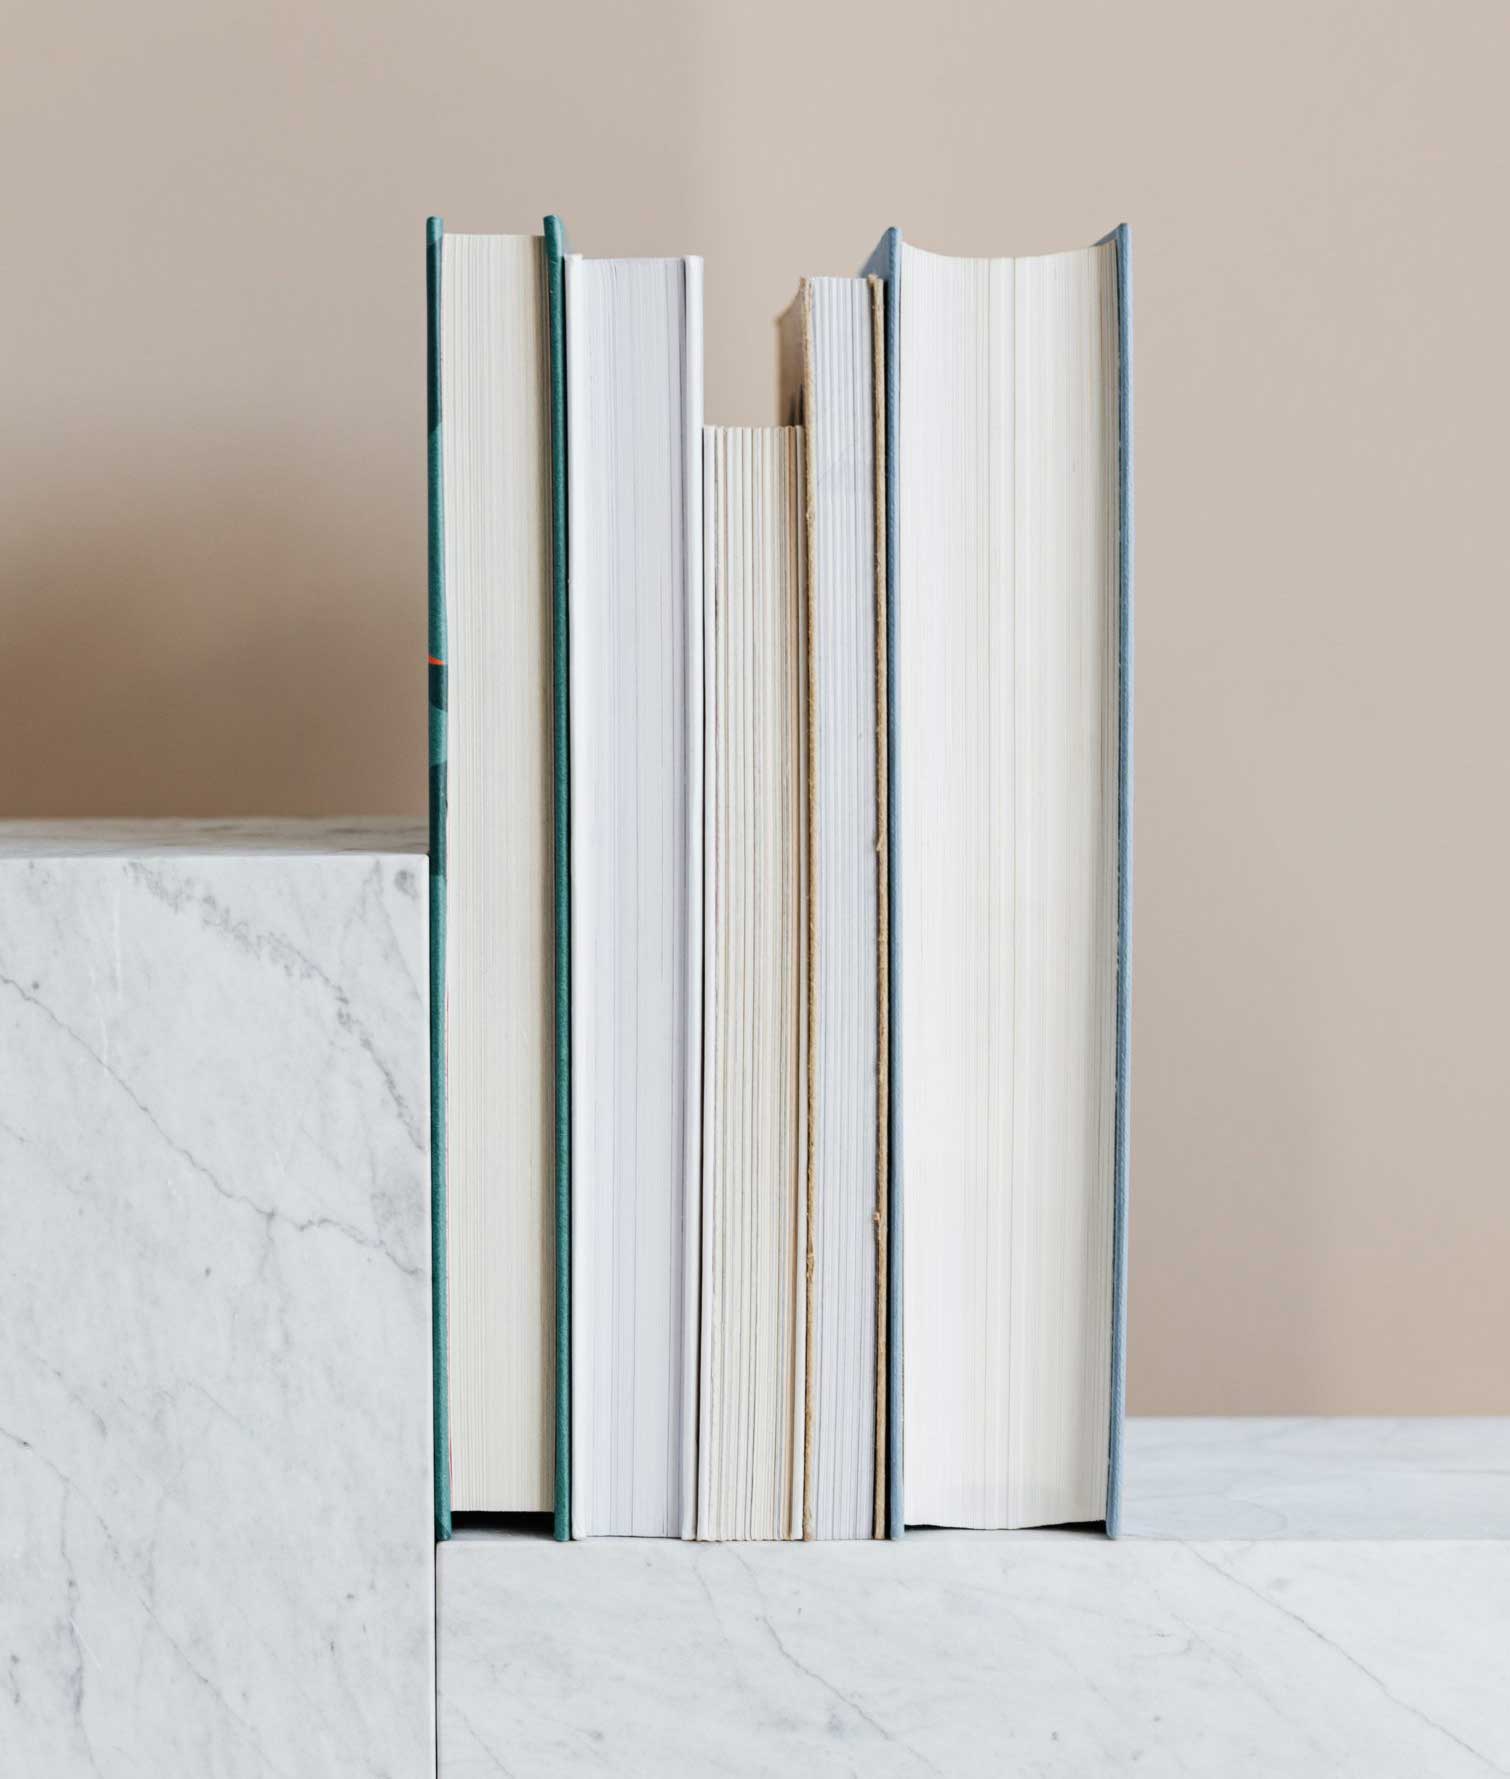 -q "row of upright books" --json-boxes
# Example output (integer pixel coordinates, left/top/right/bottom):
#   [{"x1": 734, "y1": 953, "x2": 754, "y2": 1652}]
[{"x1": 428, "y1": 215, "x2": 1132, "y2": 1542}]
